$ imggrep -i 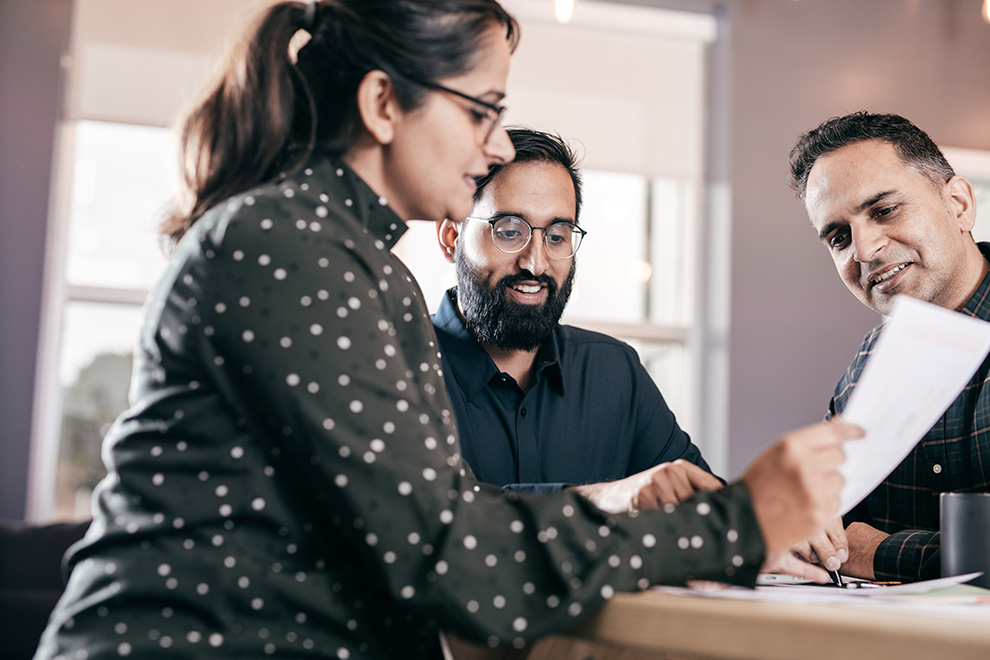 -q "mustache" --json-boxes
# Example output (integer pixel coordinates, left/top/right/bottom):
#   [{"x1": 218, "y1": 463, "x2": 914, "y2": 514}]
[{"x1": 496, "y1": 271, "x2": 558, "y2": 296}]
